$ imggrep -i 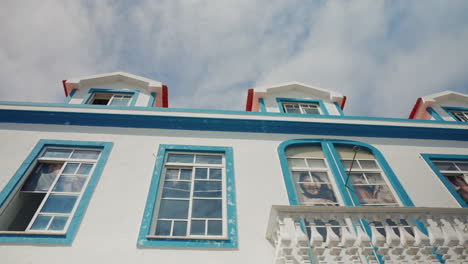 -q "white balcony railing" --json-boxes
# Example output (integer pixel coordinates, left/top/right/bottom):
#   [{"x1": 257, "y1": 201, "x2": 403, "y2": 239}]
[{"x1": 266, "y1": 206, "x2": 468, "y2": 264}]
